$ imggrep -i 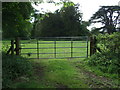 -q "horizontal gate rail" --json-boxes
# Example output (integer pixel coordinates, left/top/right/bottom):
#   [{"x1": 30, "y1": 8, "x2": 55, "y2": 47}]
[
  {"x1": 28, "y1": 56, "x2": 87, "y2": 59},
  {"x1": 21, "y1": 51, "x2": 86, "y2": 55},
  {"x1": 21, "y1": 41, "x2": 88, "y2": 44},
  {"x1": 21, "y1": 46, "x2": 87, "y2": 49},
  {"x1": 21, "y1": 48, "x2": 37, "y2": 49},
  {"x1": 37, "y1": 41, "x2": 87, "y2": 44}
]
